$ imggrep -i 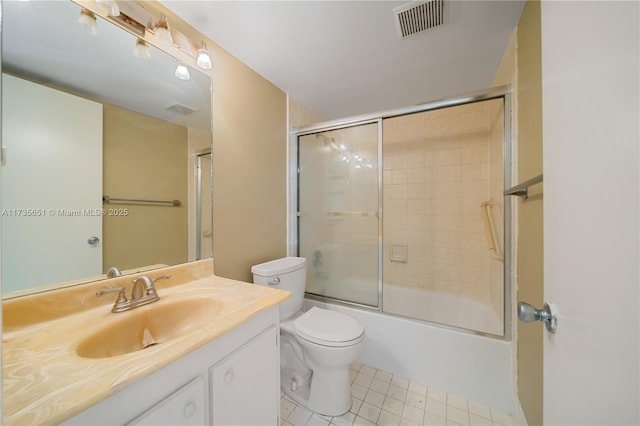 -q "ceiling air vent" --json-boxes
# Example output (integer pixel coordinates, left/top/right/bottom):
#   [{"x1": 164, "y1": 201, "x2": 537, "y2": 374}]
[
  {"x1": 393, "y1": 0, "x2": 447, "y2": 39},
  {"x1": 167, "y1": 103, "x2": 196, "y2": 115}
]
